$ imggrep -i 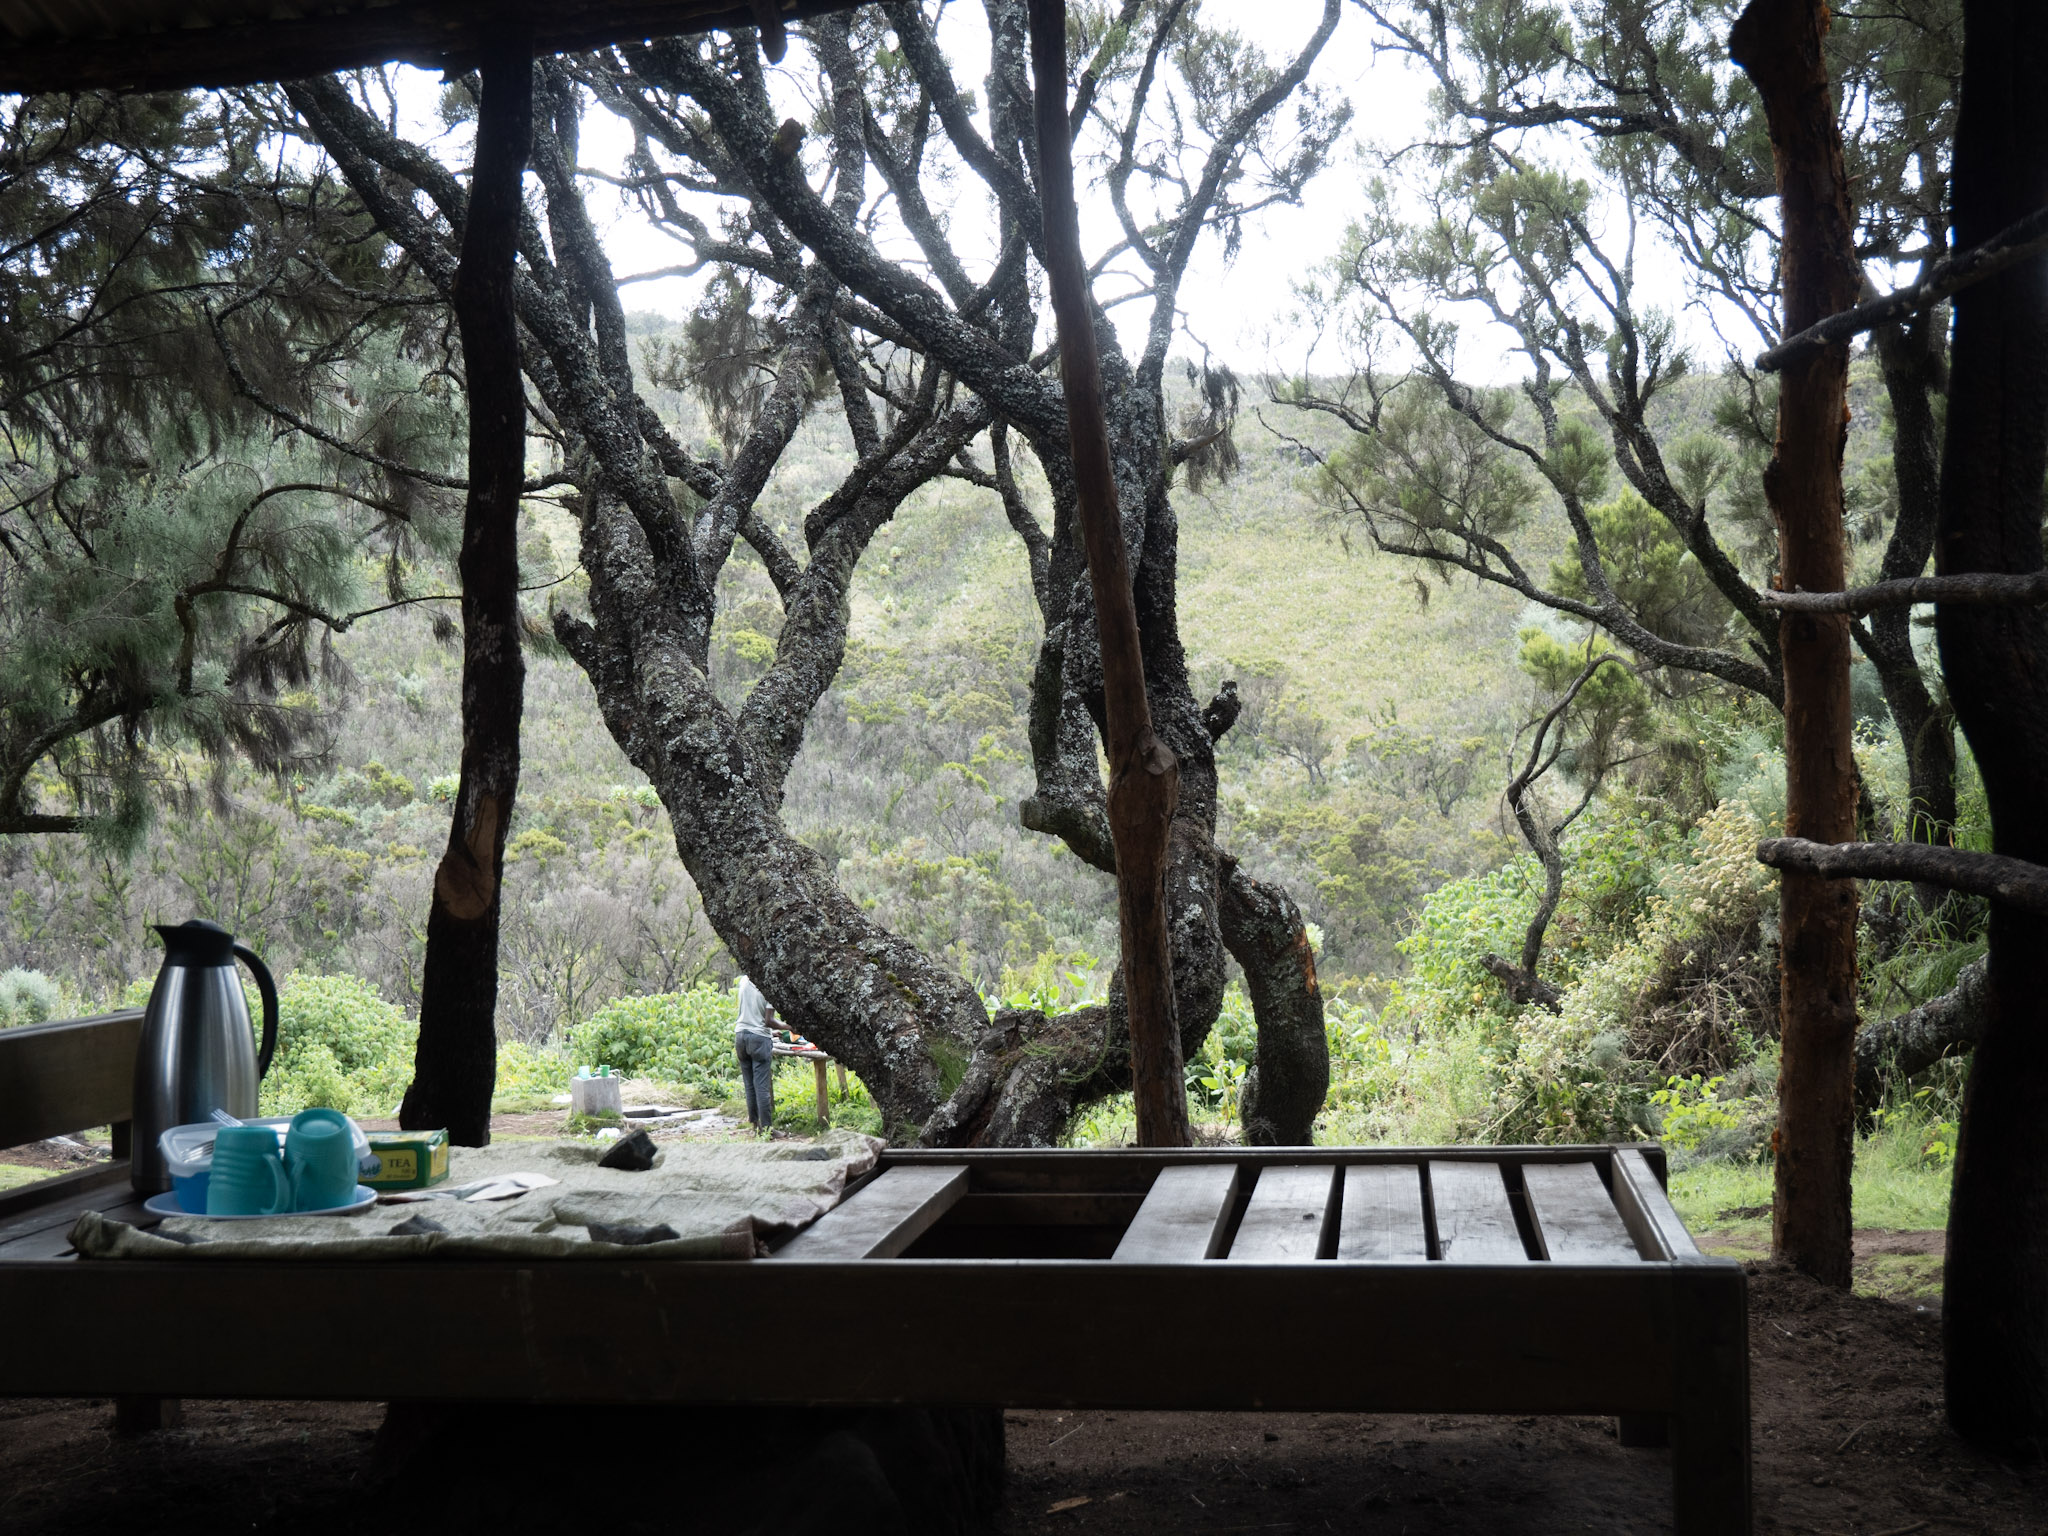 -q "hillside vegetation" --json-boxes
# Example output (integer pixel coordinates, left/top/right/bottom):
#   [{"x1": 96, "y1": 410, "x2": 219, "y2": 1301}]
[
  {"x1": 0, "y1": 335, "x2": 1968, "y2": 1240},
  {"x1": 0, "y1": 344, "x2": 1531, "y2": 1023}
]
